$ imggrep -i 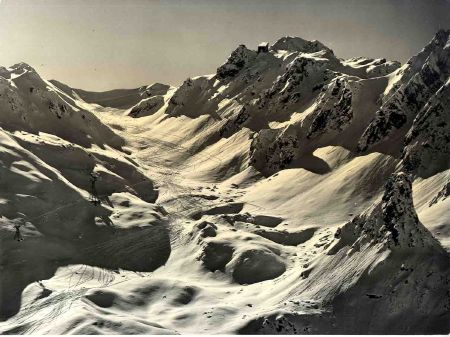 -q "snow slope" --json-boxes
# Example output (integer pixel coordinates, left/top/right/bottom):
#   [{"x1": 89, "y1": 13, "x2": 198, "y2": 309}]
[{"x1": 0, "y1": 31, "x2": 449, "y2": 334}]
